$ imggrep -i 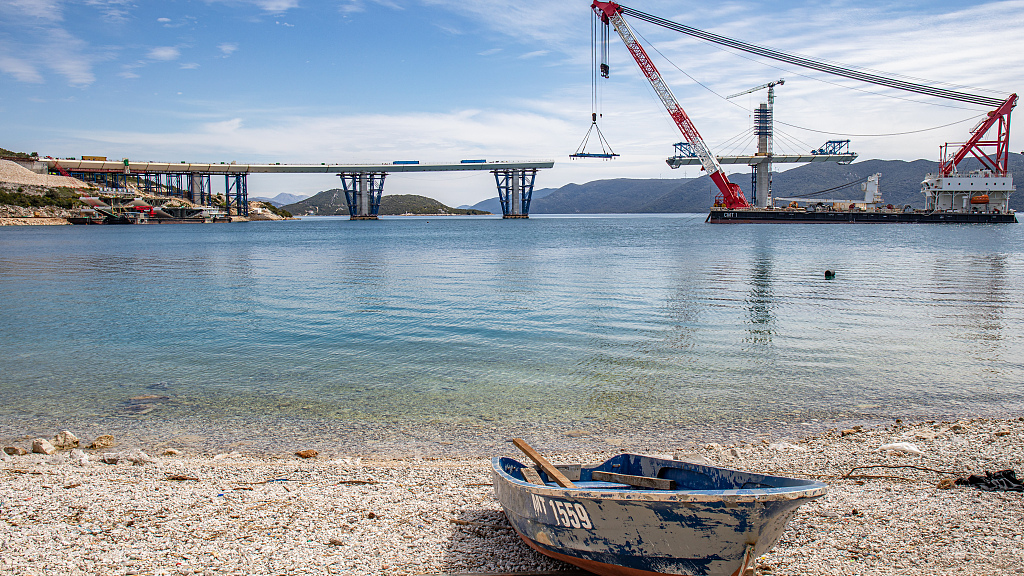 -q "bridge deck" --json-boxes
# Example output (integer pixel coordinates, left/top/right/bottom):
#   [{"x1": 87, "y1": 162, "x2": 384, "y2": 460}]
[
  {"x1": 666, "y1": 154, "x2": 856, "y2": 167},
  {"x1": 47, "y1": 159, "x2": 555, "y2": 174}
]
